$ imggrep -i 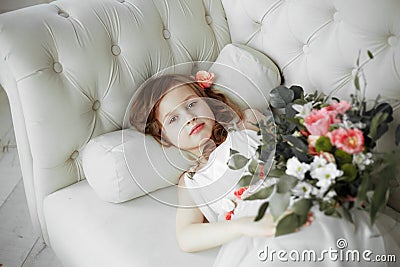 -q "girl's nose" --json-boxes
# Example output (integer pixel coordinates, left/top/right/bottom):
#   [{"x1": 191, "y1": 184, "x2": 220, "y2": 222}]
[{"x1": 186, "y1": 116, "x2": 197, "y2": 125}]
